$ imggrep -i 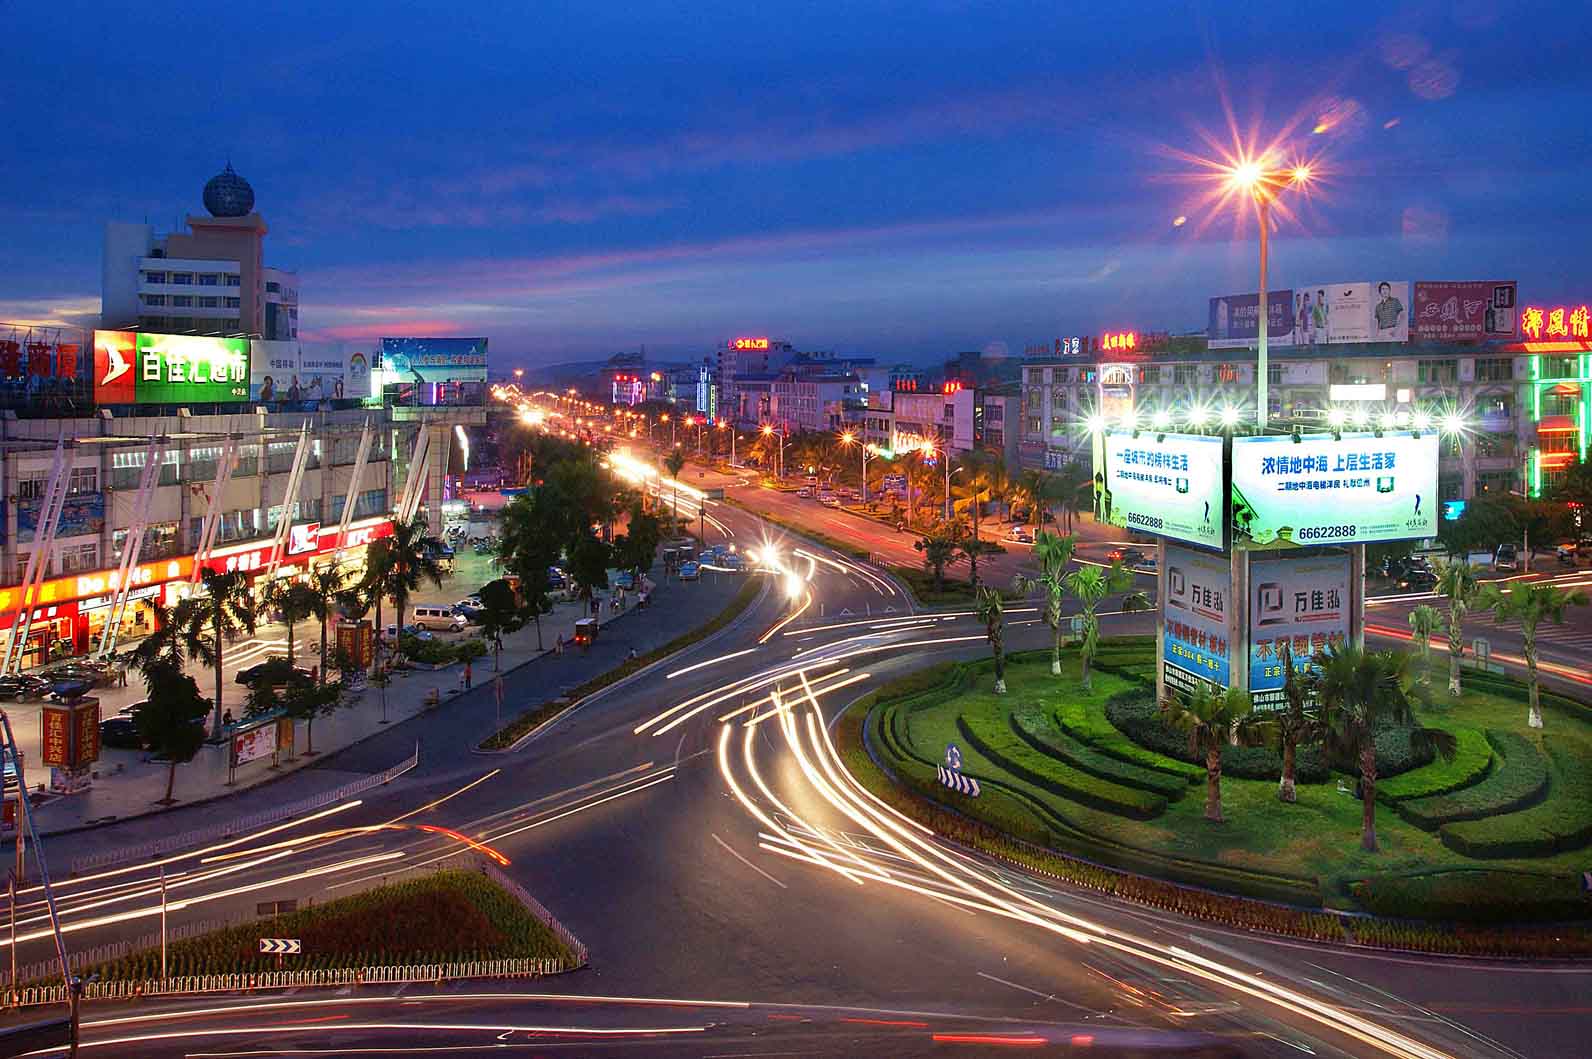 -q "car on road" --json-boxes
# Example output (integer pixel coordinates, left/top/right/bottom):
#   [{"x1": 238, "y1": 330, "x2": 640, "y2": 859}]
[
  {"x1": 819, "y1": 493, "x2": 841, "y2": 507},
  {"x1": 1494, "y1": 543, "x2": 1519, "y2": 572},
  {"x1": 797, "y1": 486, "x2": 814, "y2": 498},
  {"x1": 99, "y1": 710, "x2": 143, "y2": 750},
  {"x1": 1395, "y1": 559, "x2": 1437, "y2": 590},
  {"x1": 0, "y1": 674, "x2": 51, "y2": 703},
  {"x1": 1106, "y1": 546, "x2": 1147, "y2": 567},
  {"x1": 1006, "y1": 526, "x2": 1034, "y2": 543},
  {"x1": 678, "y1": 561, "x2": 701, "y2": 581},
  {"x1": 235, "y1": 658, "x2": 314, "y2": 687},
  {"x1": 546, "y1": 567, "x2": 567, "y2": 589},
  {"x1": 720, "y1": 553, "x2": 744, "y2": 573}
]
